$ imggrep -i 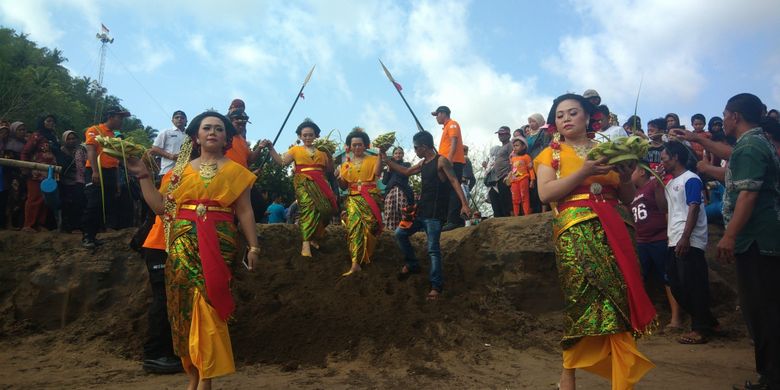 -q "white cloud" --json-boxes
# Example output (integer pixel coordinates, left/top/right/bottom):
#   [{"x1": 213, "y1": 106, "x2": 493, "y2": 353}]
[
  {"x1": 129, "y1": 37, "x2": 173, "y2": 73},
  {"x1": 380, "y1": 1, "x2": 552, "y2": 148},
  {"x1": 0, "y1": 0, "x2": 101, "y2": 46},
  {"x1": 546, "y1": 0, "x2": 778, "y2": 109},
  {"x1": 0, "y1": 0, "x2": 64, "y2": 45},
  {"x1": 358, "y1": 101, "x2": 400, "y2": 135},
  {"x1": 223, "y1": 37, "x2": 277, "y2": 73},
  {"x1": 187, "y1": 34, "x2": 208, "y2": 58}
]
